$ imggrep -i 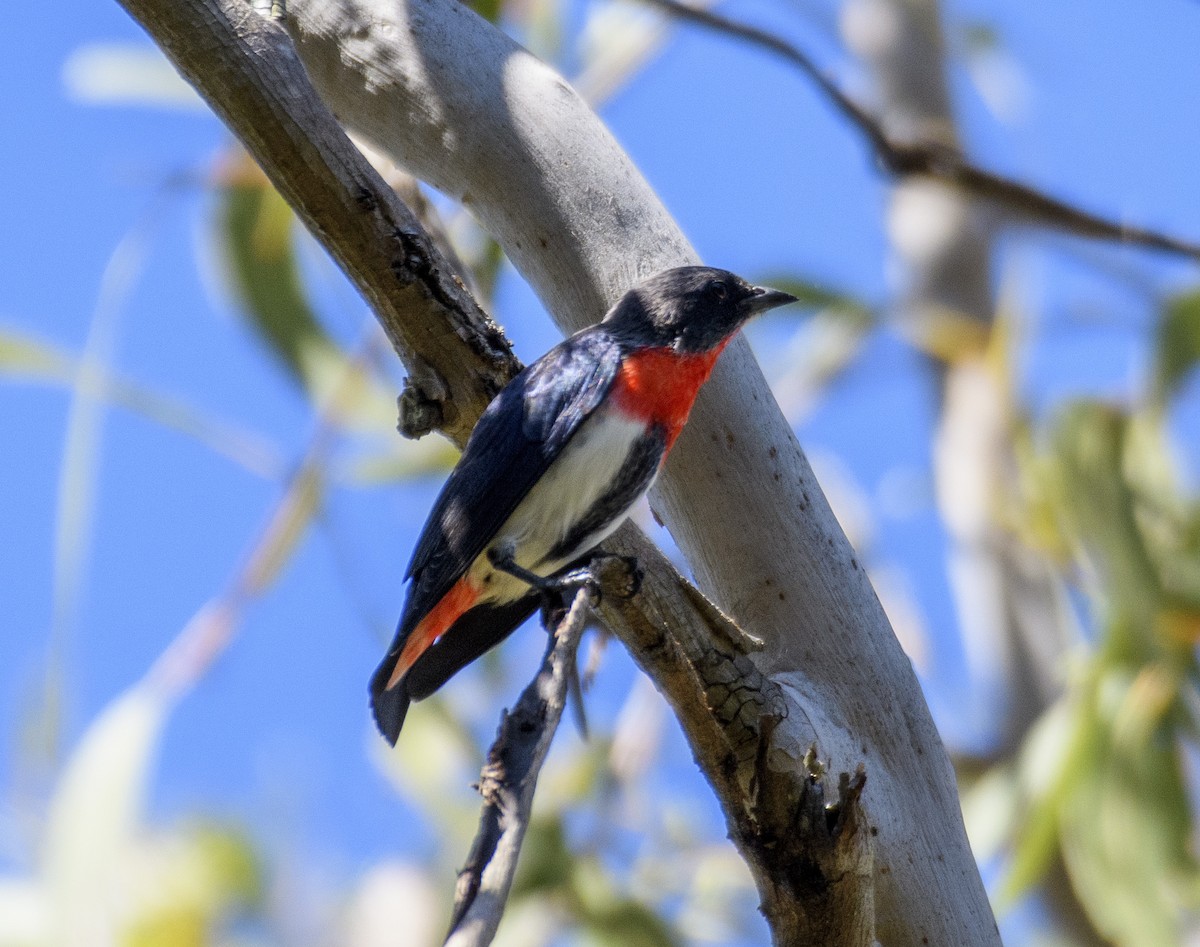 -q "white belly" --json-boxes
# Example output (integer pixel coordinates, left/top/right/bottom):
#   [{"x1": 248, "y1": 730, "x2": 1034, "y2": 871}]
[{"x1": 468, "y1": 406, "x2": 652, "y2": 603}]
